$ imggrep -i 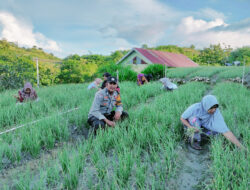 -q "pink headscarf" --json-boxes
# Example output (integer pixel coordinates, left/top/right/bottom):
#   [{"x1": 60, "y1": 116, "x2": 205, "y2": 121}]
[{"x1": 18, "y1": 82, "x2": 37, "y2": 102}]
